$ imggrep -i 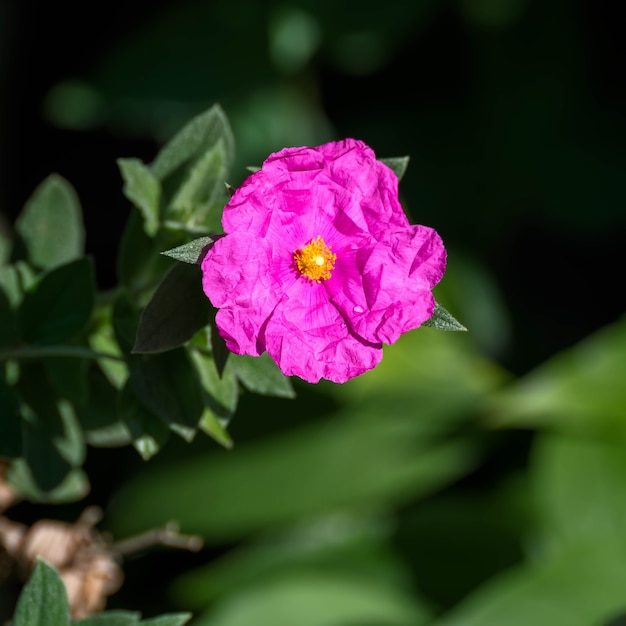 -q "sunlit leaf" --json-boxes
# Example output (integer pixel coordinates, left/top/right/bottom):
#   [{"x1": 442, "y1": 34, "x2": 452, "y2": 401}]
[
  {"x1": 161, "y1": 236, "x2": 215, "y2": 264},
  {"x1": 118, "y1": 158, "x2": 162, "y2": 237},
  {"x1": 423, "y1": 303, "x2": 467, "y2": 331}
]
